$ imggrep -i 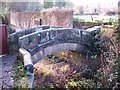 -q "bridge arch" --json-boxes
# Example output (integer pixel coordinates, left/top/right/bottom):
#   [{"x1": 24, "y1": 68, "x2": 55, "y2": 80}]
[
  {"x1": 31, "y1": 42, "x2": 85, "y2": 64},
  {"x1": 18, "y1": 26, "x2": 100, "y2": 65}
]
